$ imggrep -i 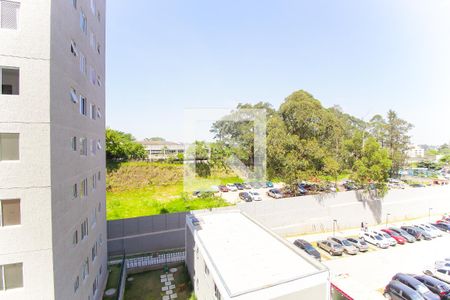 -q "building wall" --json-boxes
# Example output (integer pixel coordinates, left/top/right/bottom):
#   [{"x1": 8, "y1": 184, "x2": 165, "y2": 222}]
[
  {"x1": 49, "y1": 0, "x2": 107, "y2": 299},
  {"x1": 0, "y1": 0, "x2": 54, "y2": 299}
]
